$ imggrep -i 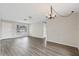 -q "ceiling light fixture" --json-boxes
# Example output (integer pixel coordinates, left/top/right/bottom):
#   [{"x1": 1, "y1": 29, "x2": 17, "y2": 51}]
[{"x1": 46, "y1": 4, "x2": 75, "y2": 19}]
